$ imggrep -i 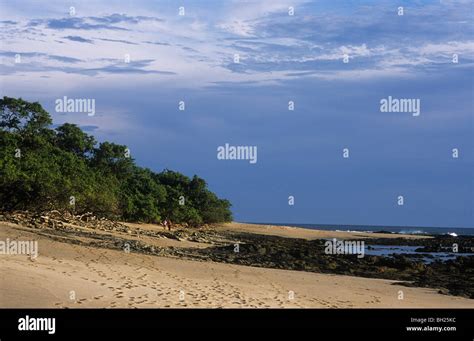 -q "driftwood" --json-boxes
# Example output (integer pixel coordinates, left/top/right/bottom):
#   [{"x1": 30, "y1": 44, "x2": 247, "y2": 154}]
[{"x1": 0, "y1": 210, "x2": 131, "y2": 233}]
